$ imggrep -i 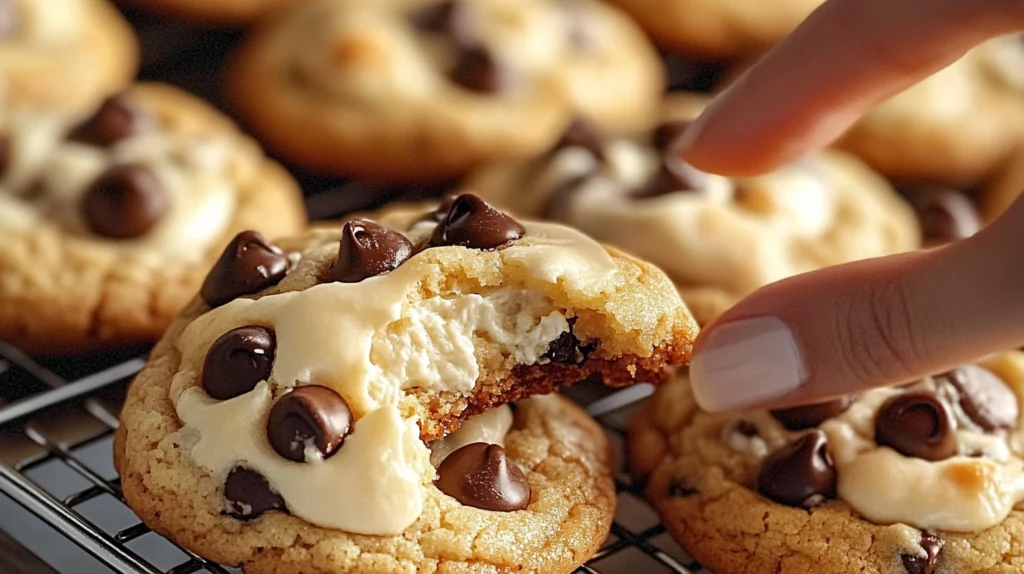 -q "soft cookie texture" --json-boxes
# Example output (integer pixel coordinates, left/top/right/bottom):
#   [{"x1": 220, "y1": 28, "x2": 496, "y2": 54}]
[
  {"x1": 602, "y1": 0, "x2": 823, "y2": 58},
  {"x1": 226, "y1": 0, "x2": 664, "y2": 180},
  {"x1": 836, "y1": 36, "x2": 1024, "y2": 186},
  {"x1": 467, "y1": 93, "x2": 920, "y2": 324},
  {"x1": 0, "y1": 83, "x2": 306, "y2": 354},
  {"x1": 0, "y1": 0, "x2": 137, "y2": 111},
  {"x1": 114, "y1": 198, "x2": 697, "y2": 572},
  {"x1": 117, "y1": 0, "x2": 303, "y2": 24},
  {"x1": 629, "y1": 353, "x2": 1024, "y2": 574}
]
